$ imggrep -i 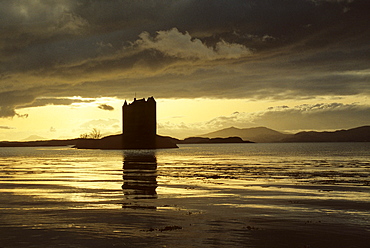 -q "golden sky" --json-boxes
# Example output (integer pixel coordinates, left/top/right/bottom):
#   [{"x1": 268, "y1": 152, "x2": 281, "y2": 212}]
[{"x1": 0, "y1": 1, "x2": 369, "y2": 140}]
